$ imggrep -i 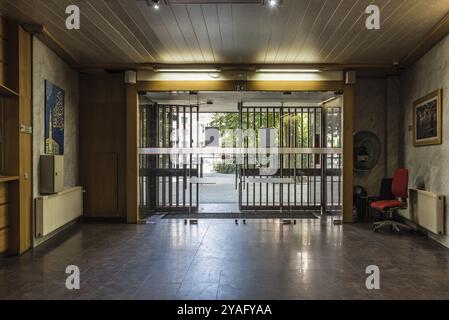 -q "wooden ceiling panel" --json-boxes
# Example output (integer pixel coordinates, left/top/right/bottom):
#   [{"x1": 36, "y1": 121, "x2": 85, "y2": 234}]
[
  {"x1": 201, "y1": 4, "x2": 225, "y2": 62},
  {"x1": 0, "y1": 0, "x2": 92, "y2": 63},
  {"x1": 185, "y1": 5, "x2": 216, "y2": 62},
  {"x1": 135, "y1": 0, "x2": 181, "y2": 62},
  {"x1": 362, "y1": 1, "x2": 447, "y2": 63},
  {"x1": 169, "y1": 5, "x2": 206, "y2": 63},
  {"x1": 333, "y1": 0, "x2": 409, "y2": 63},
  {"x1": 319, "y1": 0, "x2": 386, "y2": 63},
  {"x1": 0, "y1": 0, "x2": 448, "y2": 67},
  {"x1": 344, "y1": 0, "x2": 420, "y2": 63},
  {"x1": 230, "y1": 4, "x2": 262, "y2": 63},
  {"x1": 284, "y1": 0, "x2": 327, "y2": 63},
  {"x1": 273, "y1": 0, "x2": 309, "y2": 63},
  {"x1": 216, "y1": 4, "x2": 235, "y2": 62},
  {"x1": 296, "y1": 0, "x2": 346, "y2": 62},
  {"x1": 264, "y1": 0, "x2": 297, "y2": 63}
]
